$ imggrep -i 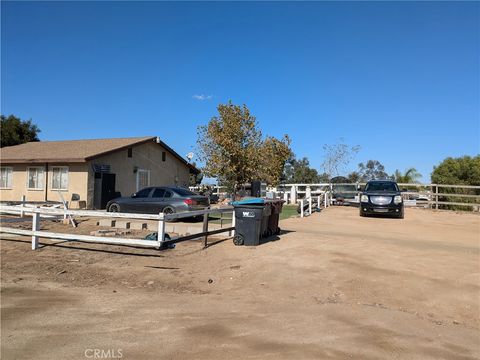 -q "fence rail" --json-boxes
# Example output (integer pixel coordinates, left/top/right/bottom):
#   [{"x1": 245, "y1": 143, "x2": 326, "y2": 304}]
[
  {"x1": 269, "y1": 182, "x2": 480, "y2": 211},
  {"x1": 0, "y1": 205, "x2": 235, "y2": 251}
]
